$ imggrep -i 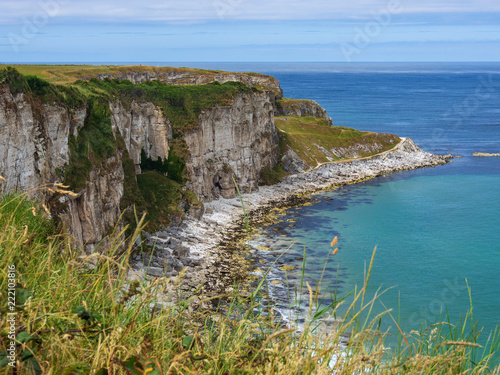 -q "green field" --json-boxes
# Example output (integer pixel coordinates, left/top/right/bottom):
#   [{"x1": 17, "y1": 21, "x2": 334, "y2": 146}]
[
  {"x1": 0, "y1": 64, "x2": 277, "y2": 86},
  {"x1": 275, "y1": 116, "x2": 400, "y2": 168}
]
